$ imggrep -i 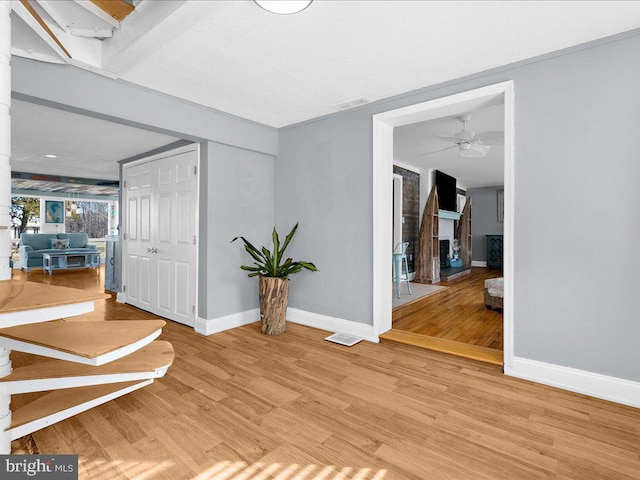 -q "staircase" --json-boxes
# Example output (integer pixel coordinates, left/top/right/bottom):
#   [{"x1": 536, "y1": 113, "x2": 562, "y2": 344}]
[{"x1": 0, "y1": 280, "x2": 174, "y2": 454}]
